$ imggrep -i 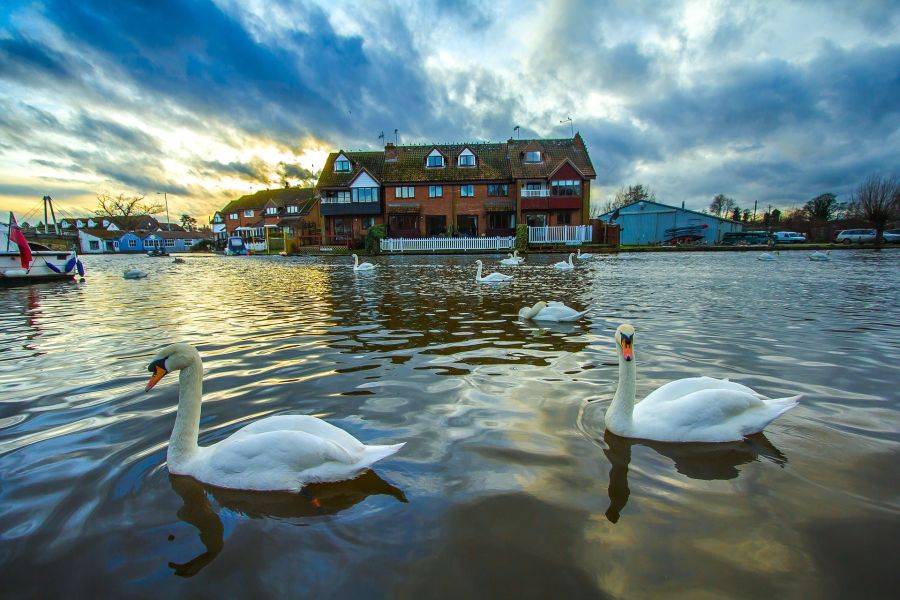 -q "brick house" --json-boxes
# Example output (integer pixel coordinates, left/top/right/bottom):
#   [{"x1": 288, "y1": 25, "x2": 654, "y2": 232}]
[{"x1": 315, "y1": 134, "x2": 595, "y2": 239}]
